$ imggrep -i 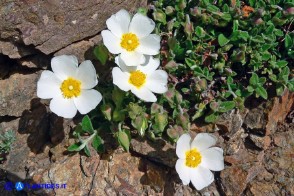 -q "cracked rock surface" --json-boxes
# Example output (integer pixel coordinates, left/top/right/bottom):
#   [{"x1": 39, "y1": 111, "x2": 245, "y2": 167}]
[{"x1": 1, "y1": 0, "x2": 294, "y2": 195}]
